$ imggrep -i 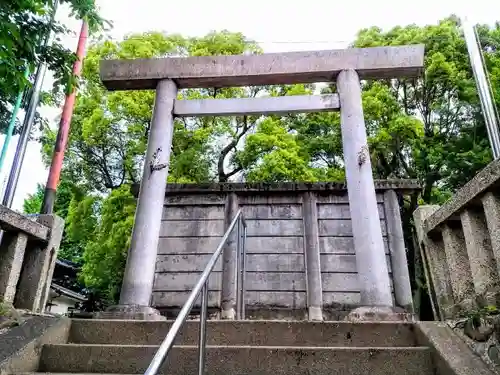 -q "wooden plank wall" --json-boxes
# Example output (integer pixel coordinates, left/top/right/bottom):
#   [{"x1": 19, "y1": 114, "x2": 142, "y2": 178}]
[
  {"x1": 153, "y1": 190, "x2": 394, "y2": 310},
  {"x1": 316, "y1": 194, "x2": 394, "y2": 306},
  {"x1": 240, "y1": 194, "x2": 306, "y2": 309},
  {"x1": 153, "y1": 194, "x2": 225, "y2": 308}
]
